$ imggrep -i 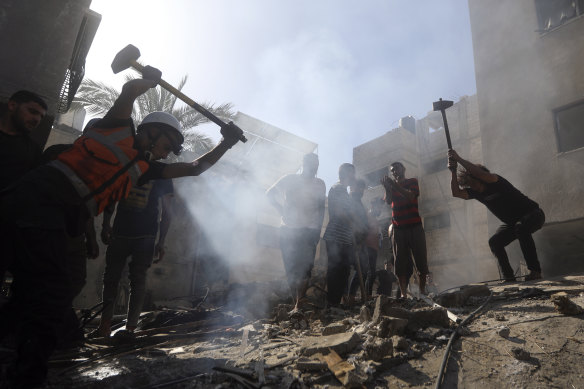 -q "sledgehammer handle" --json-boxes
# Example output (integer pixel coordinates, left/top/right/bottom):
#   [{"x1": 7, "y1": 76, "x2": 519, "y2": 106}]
[
  {"x1": 130, "y1": 60, "x2": 247, "y2": 142},
  {"x1": 440, "y1": 110, "x2": 453, "y2": 150}
]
